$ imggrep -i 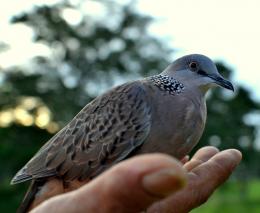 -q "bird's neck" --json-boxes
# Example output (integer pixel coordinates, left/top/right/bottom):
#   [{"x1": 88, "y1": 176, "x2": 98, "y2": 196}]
[
  {"x1": 157, "y1": 72, "x2": 209, "y2": 98},
  {"x1": 163, "y1": 70, "x2": 215, "y2": 97}
]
